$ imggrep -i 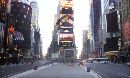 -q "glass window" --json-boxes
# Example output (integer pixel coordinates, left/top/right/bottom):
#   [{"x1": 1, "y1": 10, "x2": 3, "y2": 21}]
[
  {"x1": 21, "y1": 9, "x2": 23, "y2": 12},
  {"x1": 23, "y1": 5, "x2": 25, "y2": 8},
  {"x1": 17, "y1": 4, "x2": 19, "y2": 7},
  {"x1": 24, "y1": 15, "x2": 26, "y2": 18},
  {"x1": 16, "y1": 19, "x2": 18, "y2": 22},
  {"x1": 119, "y1": 2, "x2": 121, "y2": 9},
  {"x1": 27, "y1": 11, "x2": 28, "y2": 14},
  {"x1": 22, "y1": 20, "x2": 24, "y2": 24},
  {"x1": 28, "y1": 7, "x2": 30, "y2": 10},
  {"x1": 0, "y1": 24, "x2": 2, "y2": 31}
]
